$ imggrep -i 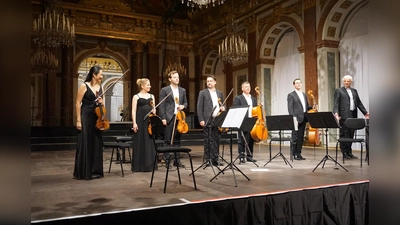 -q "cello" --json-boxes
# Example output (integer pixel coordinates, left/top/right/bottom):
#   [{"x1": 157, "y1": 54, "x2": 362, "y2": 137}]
[
  {"x1": 307, "y1": 90, "x2": 320, "y2": 145},
  {"x1": 250, "y1": 87, "x2": 268, "y2": 142}
]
